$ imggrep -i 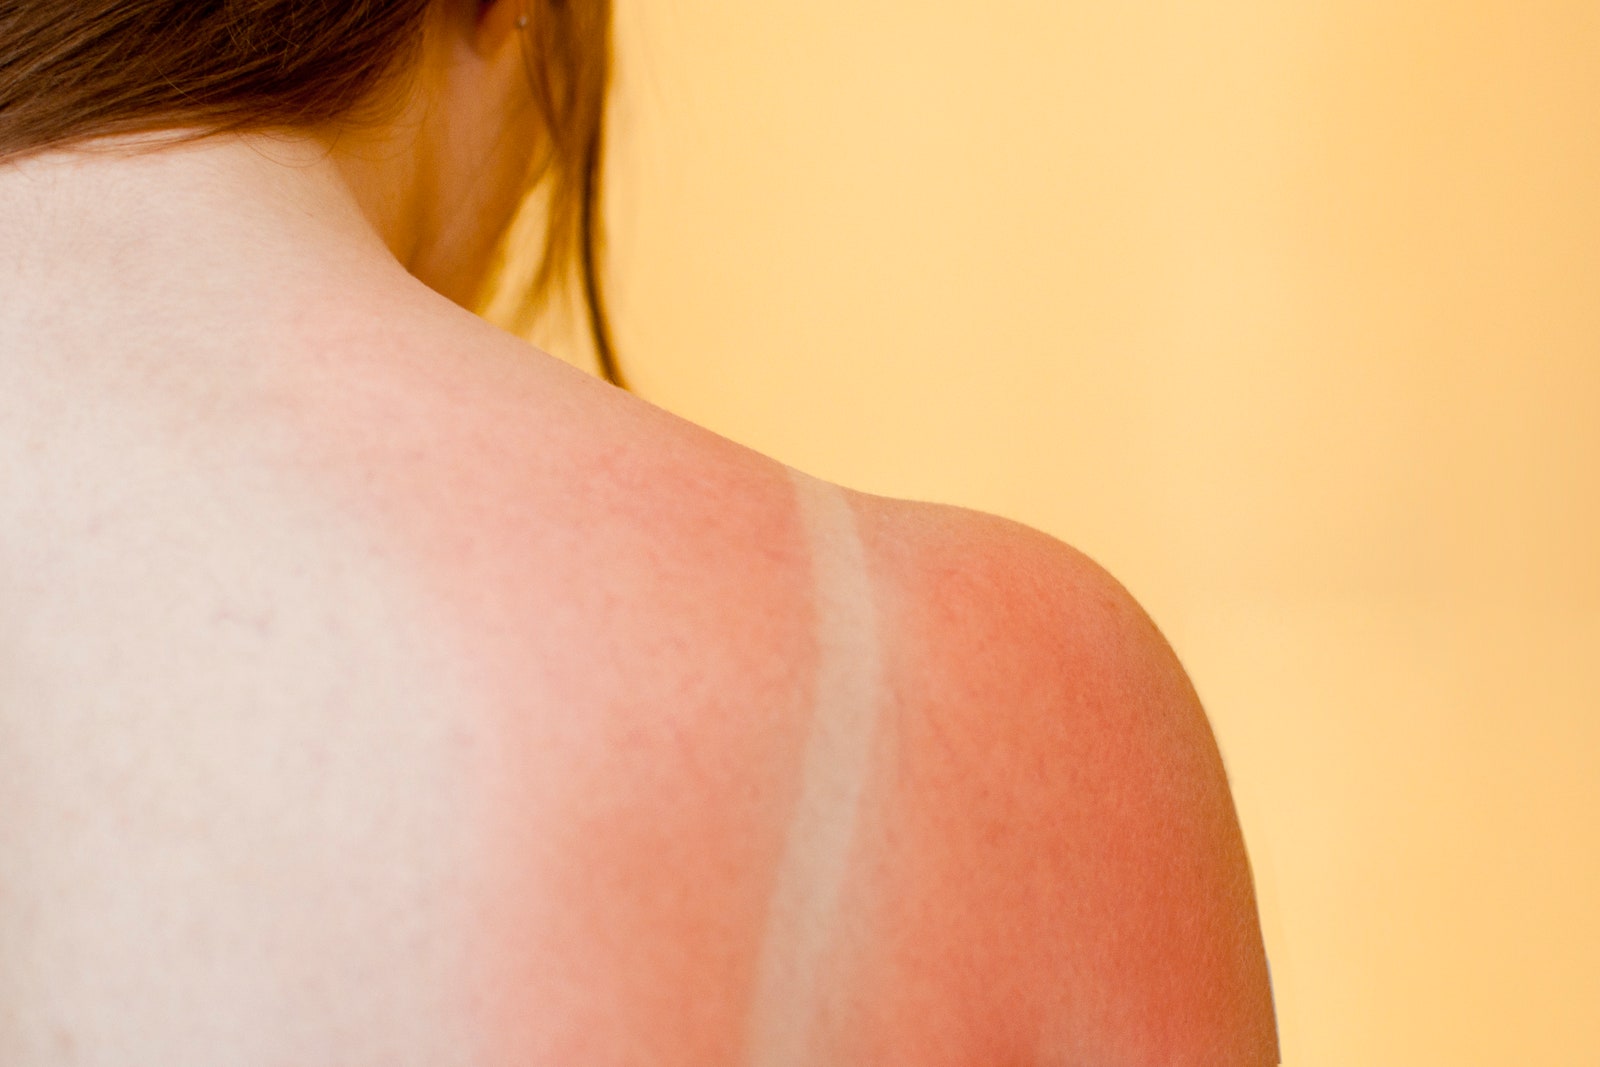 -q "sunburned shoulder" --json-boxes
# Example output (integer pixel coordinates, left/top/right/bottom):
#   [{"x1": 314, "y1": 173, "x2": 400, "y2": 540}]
[
  {"x1": 378, "y1": 330, "x2": 1282, "y2": 1061},
  {"x1": 838, "y1": 492, "x2": 1282, "y2": 1066},
  {"x1": 297, "y1": 319, "x2": 1282, "y2": 1062}
]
